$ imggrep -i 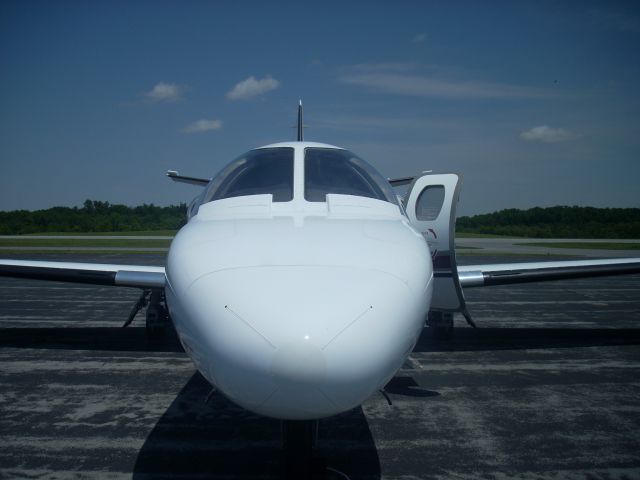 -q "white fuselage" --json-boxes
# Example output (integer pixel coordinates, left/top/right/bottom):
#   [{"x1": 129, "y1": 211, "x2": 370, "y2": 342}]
[{"x1": 164, "y1": 142, "x2": 433, "y2": 420}]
